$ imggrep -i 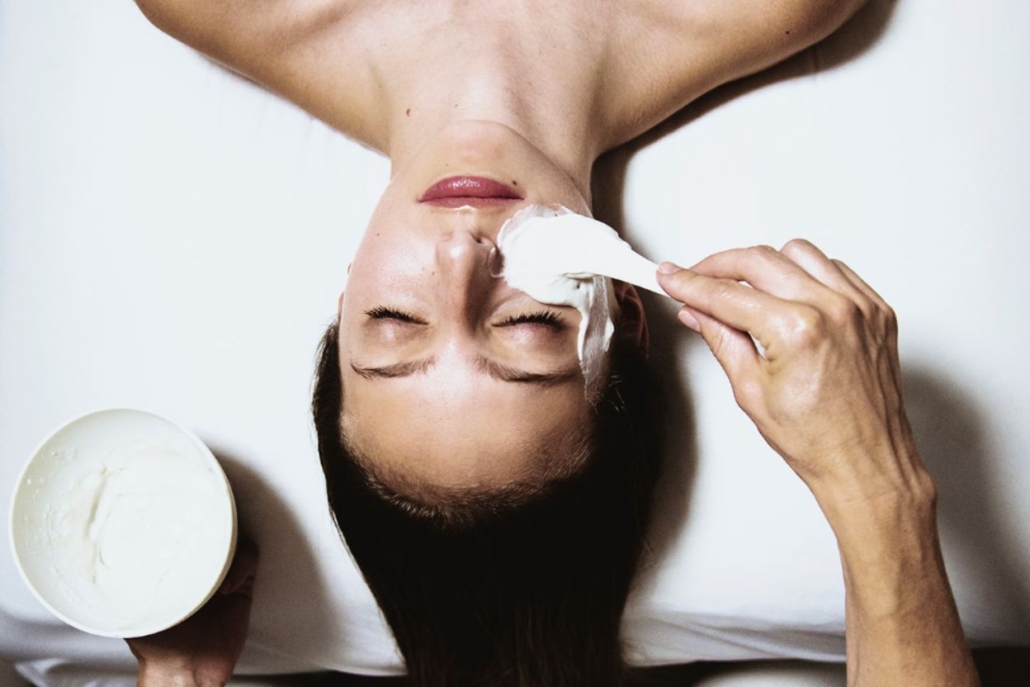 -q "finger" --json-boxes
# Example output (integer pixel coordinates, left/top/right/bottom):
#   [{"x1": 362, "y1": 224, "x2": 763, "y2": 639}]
[
  {"x1": 833, "y1": 257, "x2": 902, "y2": 379},
  {"x1": 688, "y1": 245, "x2": 834, "y2": 304},
  {"x1": 778, "y1": 239, "x2": 872, "y2": 309},
  {"x1": 832, "y1": 258, "x2": 891, "y2": 313},
  {"x1": 830, "y1": 257, "x2": 898, "y2": 341},
  {"x1": 657, "y1": 263, "x2": 803, "y2": 348},
  {"x1": 219, "y1": 535, "x2": 259, "y2": 596},
  {"x1": 685, "y1": 306, "x2": 763, "y2": 393}
]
